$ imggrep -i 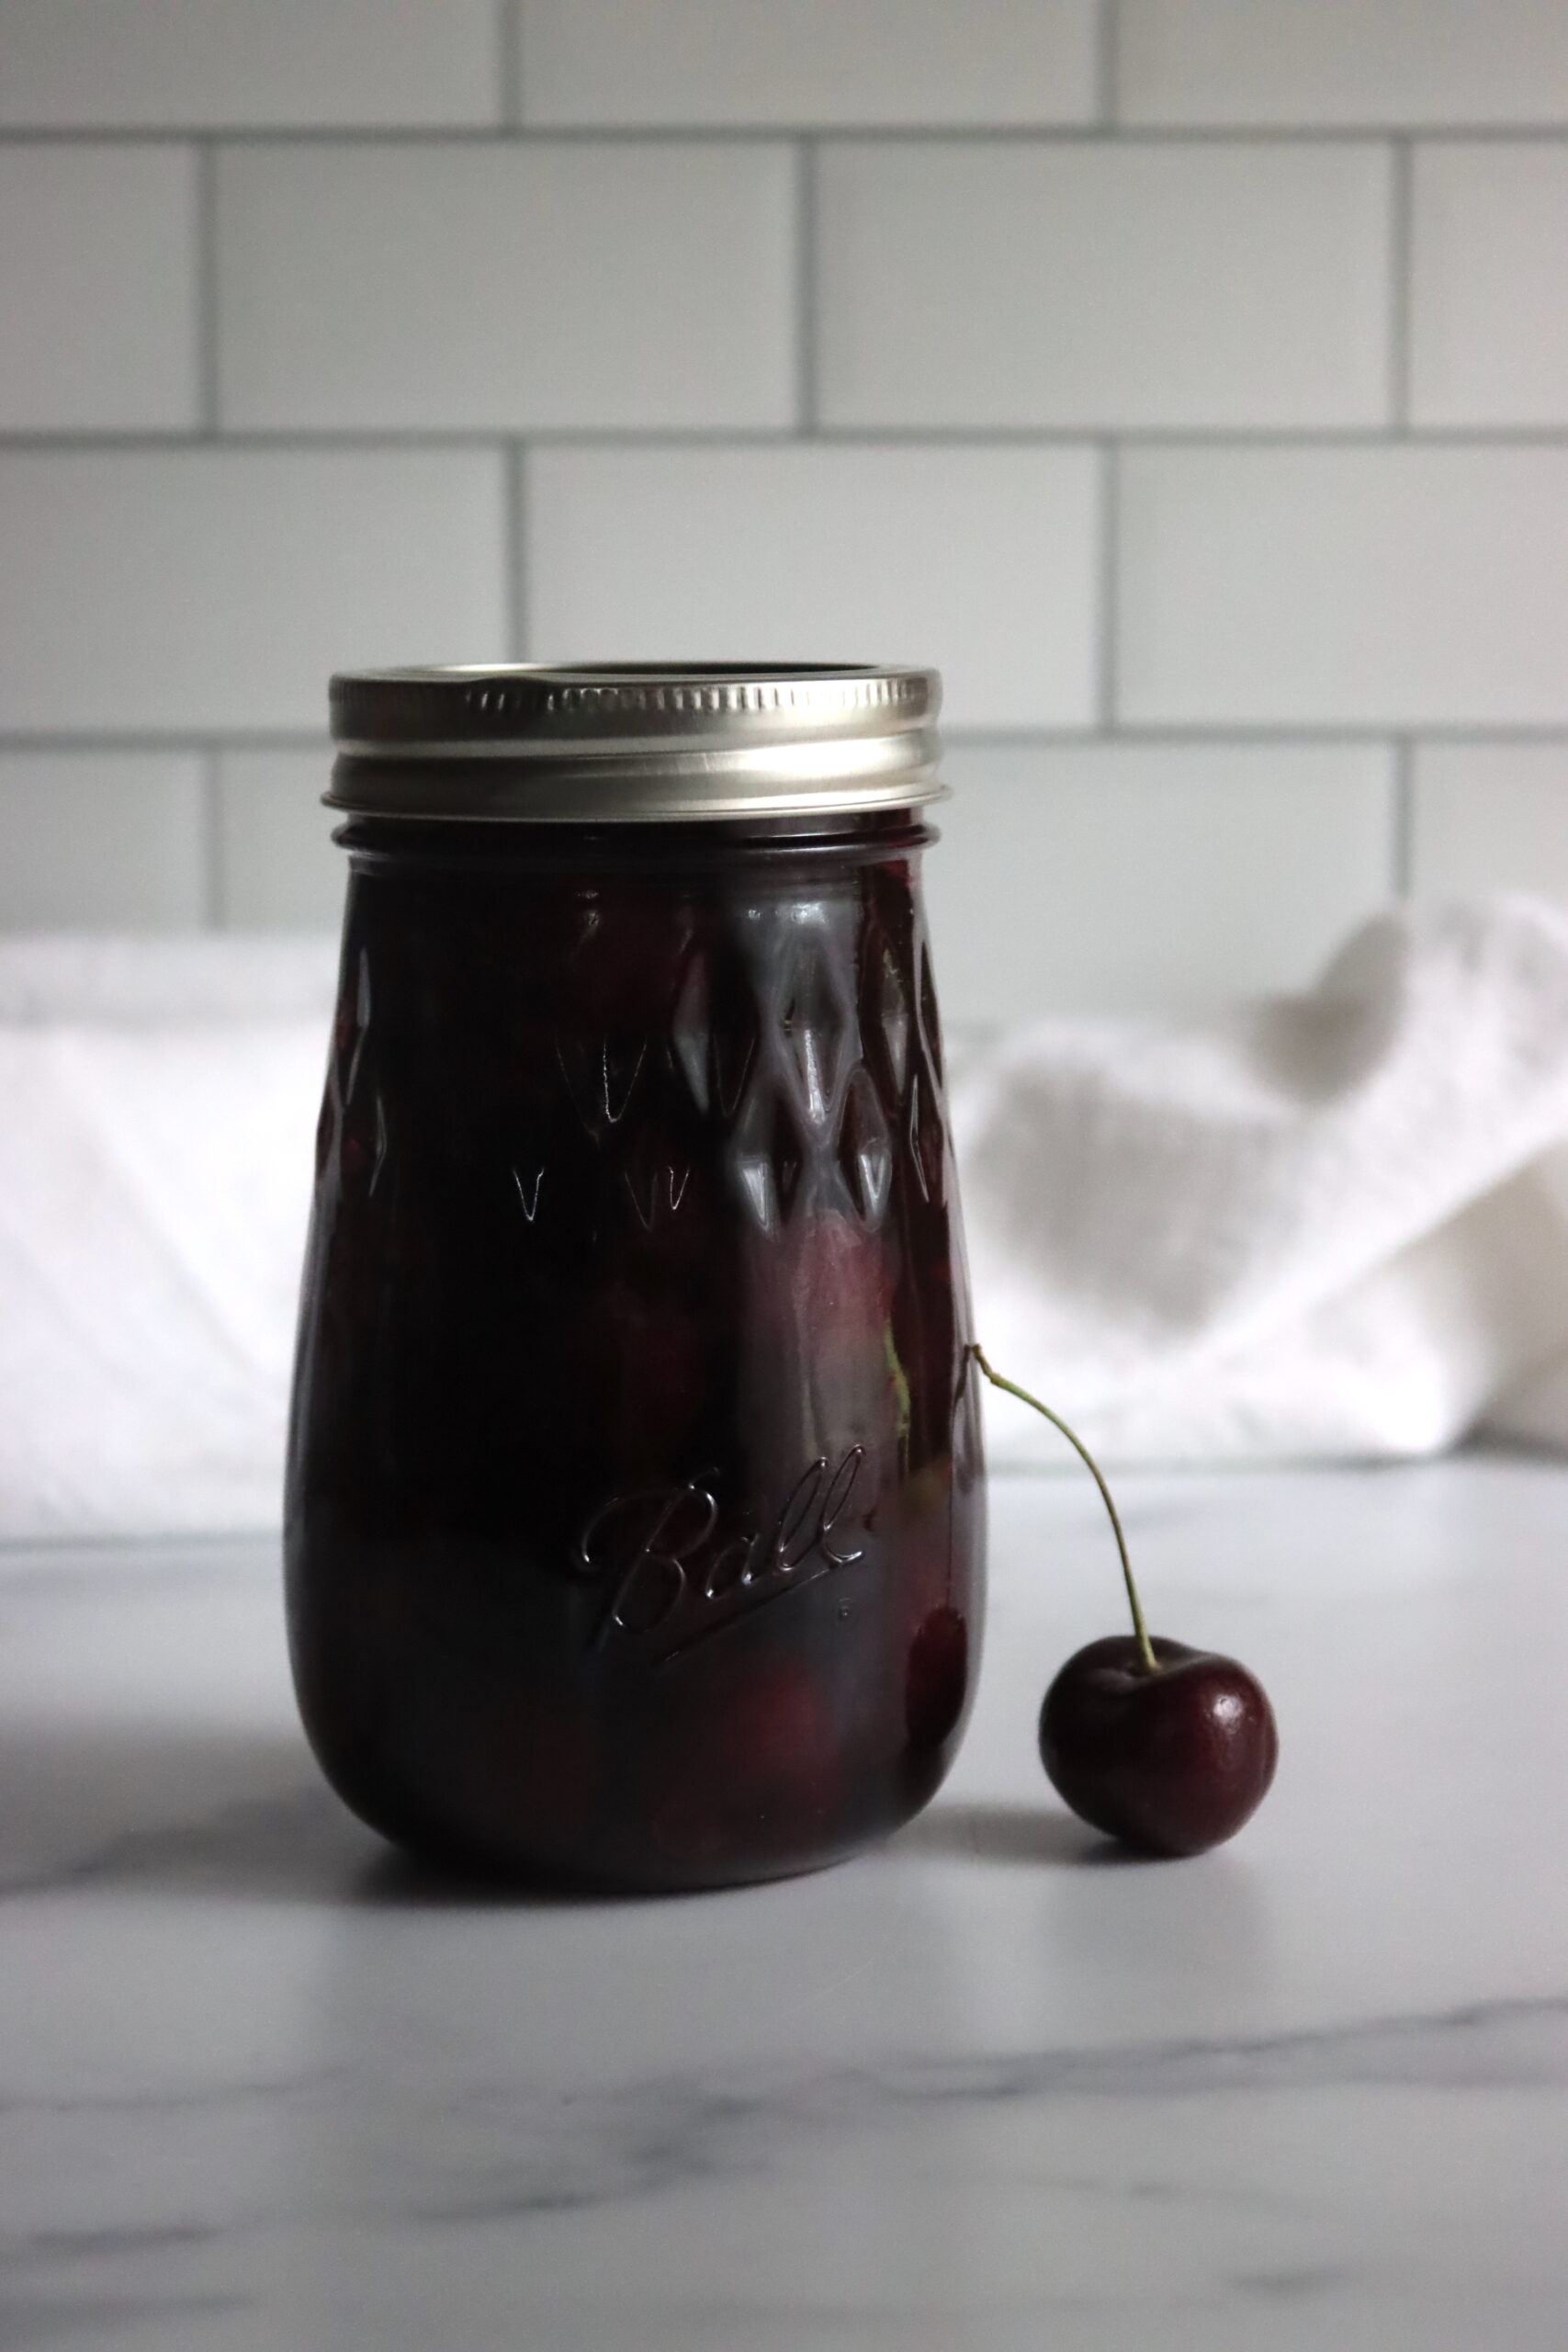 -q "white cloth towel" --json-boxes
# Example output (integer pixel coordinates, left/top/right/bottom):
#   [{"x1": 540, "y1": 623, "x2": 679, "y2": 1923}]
[
  {"x1": 0, "y1": 937, "x2": 335, "y2": 1540},
  {"x1": 4, "y1": 899, "x2": 1568, "y2": 1538},
  {"x1": 956, "y1": 896, "x2": 1568, "y2": 1466}
]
